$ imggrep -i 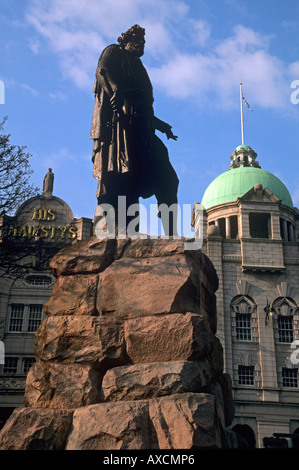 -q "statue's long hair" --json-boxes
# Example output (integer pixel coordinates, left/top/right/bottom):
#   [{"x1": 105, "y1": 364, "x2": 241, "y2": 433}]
[{"x1": 117, "y1": 24, "x2": 145, "y2": 48}]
